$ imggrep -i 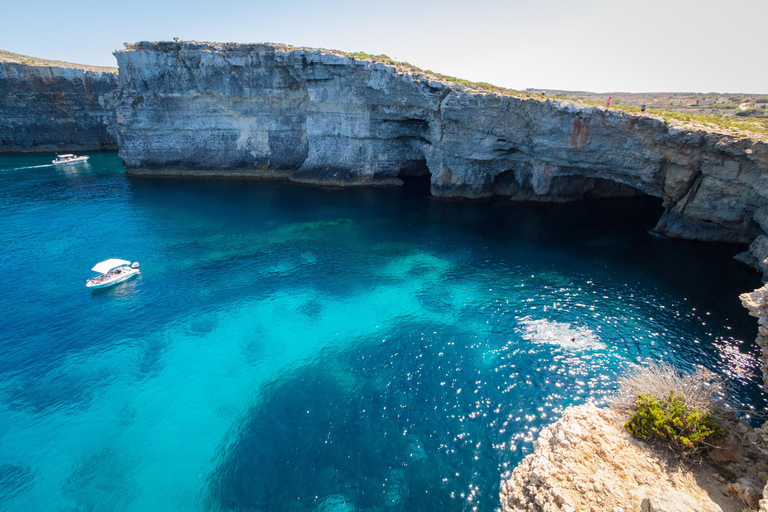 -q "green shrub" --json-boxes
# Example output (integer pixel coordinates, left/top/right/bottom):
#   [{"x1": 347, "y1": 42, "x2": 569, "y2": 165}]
[
  {"x1": 625, "y1": 392, "x2": 723, "y2": 452},
  {"x1": 735, "y1": 108, "x2": 768, "y2": 118}
]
